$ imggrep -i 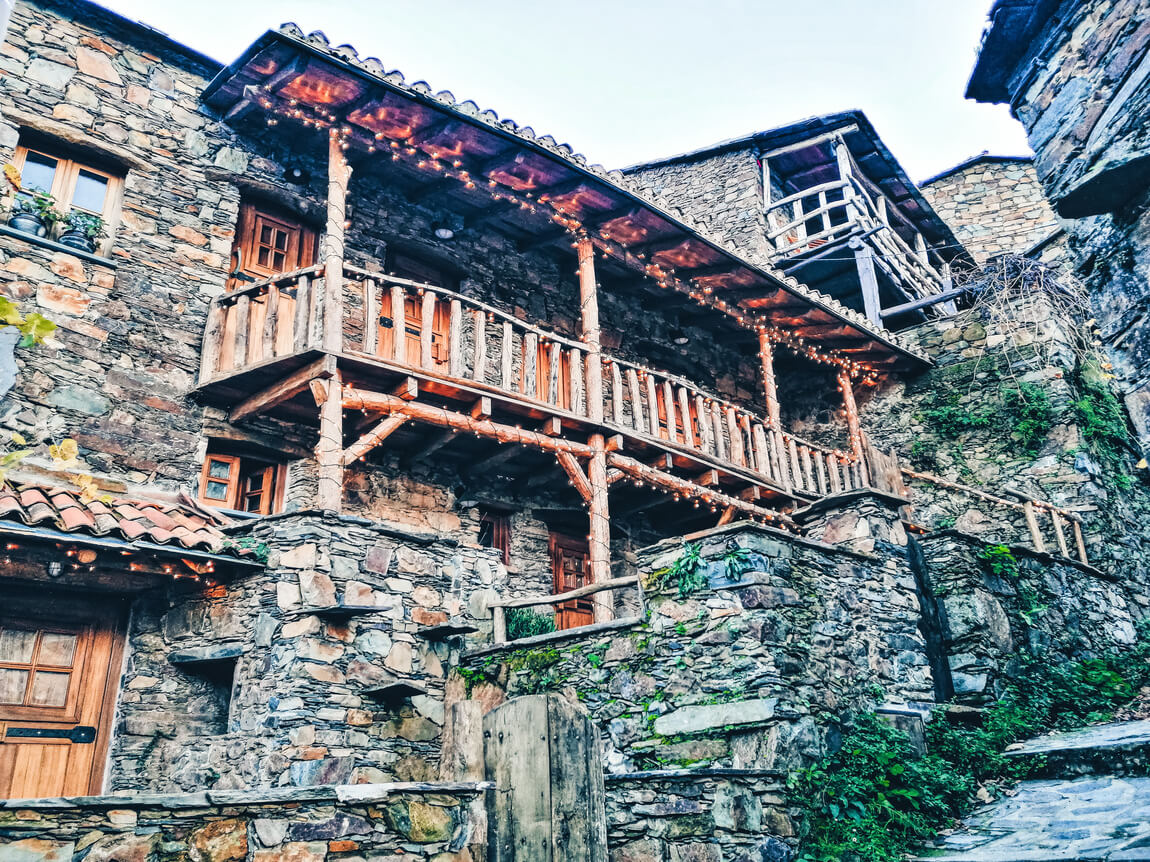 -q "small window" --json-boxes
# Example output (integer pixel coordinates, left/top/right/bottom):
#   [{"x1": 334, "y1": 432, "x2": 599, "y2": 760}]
[
  {"x1": 478, "y1": 509, "x2": 511, "y2": 566},
  {"x1": 197, "y1": 451, "x2": 285, "y2": 515},
  {"x1": 229, "y1": 202, "x2": 318, "y2": 287},
  {"x1": 12, "y1": 143, "x2": 123, "y2": 254}
]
